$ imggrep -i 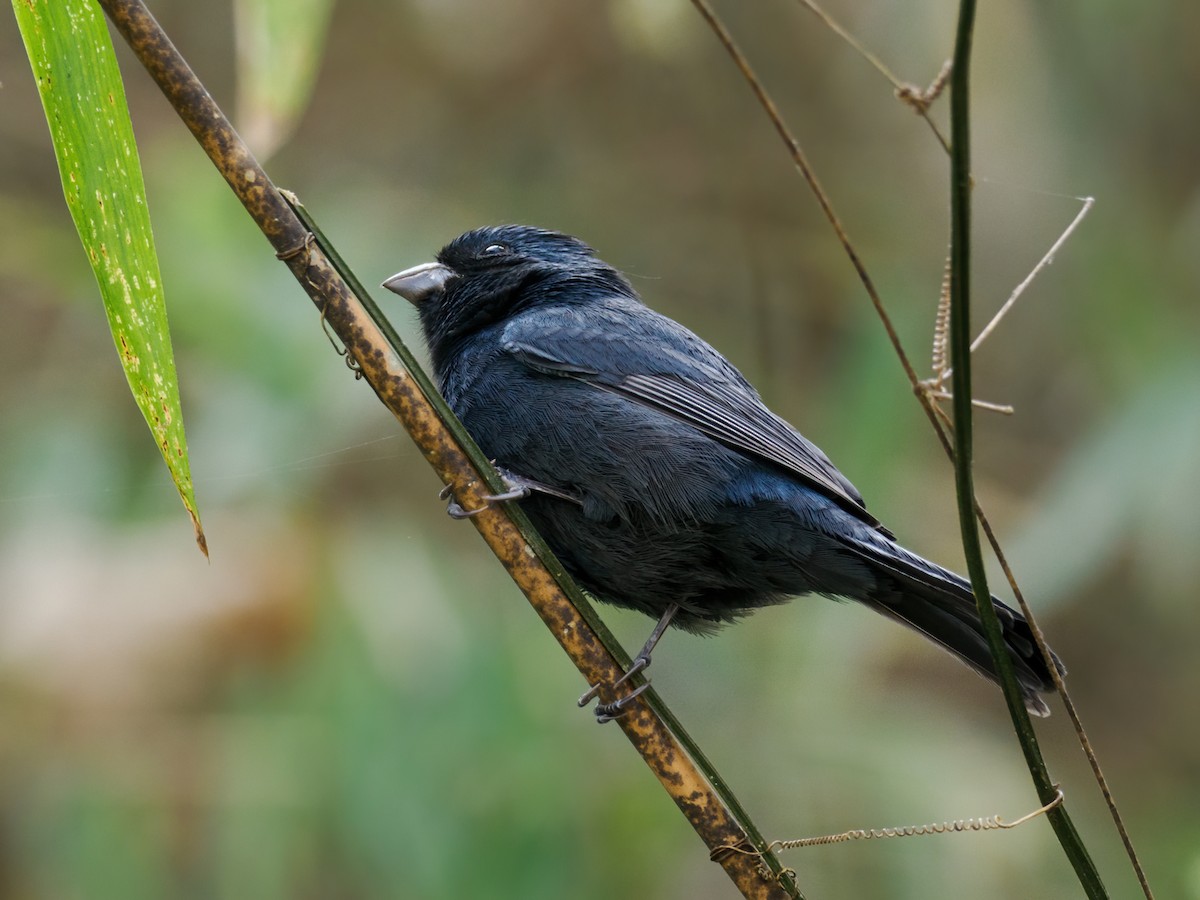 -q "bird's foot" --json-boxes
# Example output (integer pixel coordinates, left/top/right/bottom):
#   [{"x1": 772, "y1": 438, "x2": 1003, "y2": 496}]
[
  {"x1": 577, "y1": 603, "x2": 679, "y2": 724},
  {"x1": 578, "y1": 656, "x2": 652, "y2": 723},
  {"x1": 440, "y1": 478, "x2": 529, "y2": 519},
  {"x1": 440, "y1": 466, "x2": 581, "y2": 519}
]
